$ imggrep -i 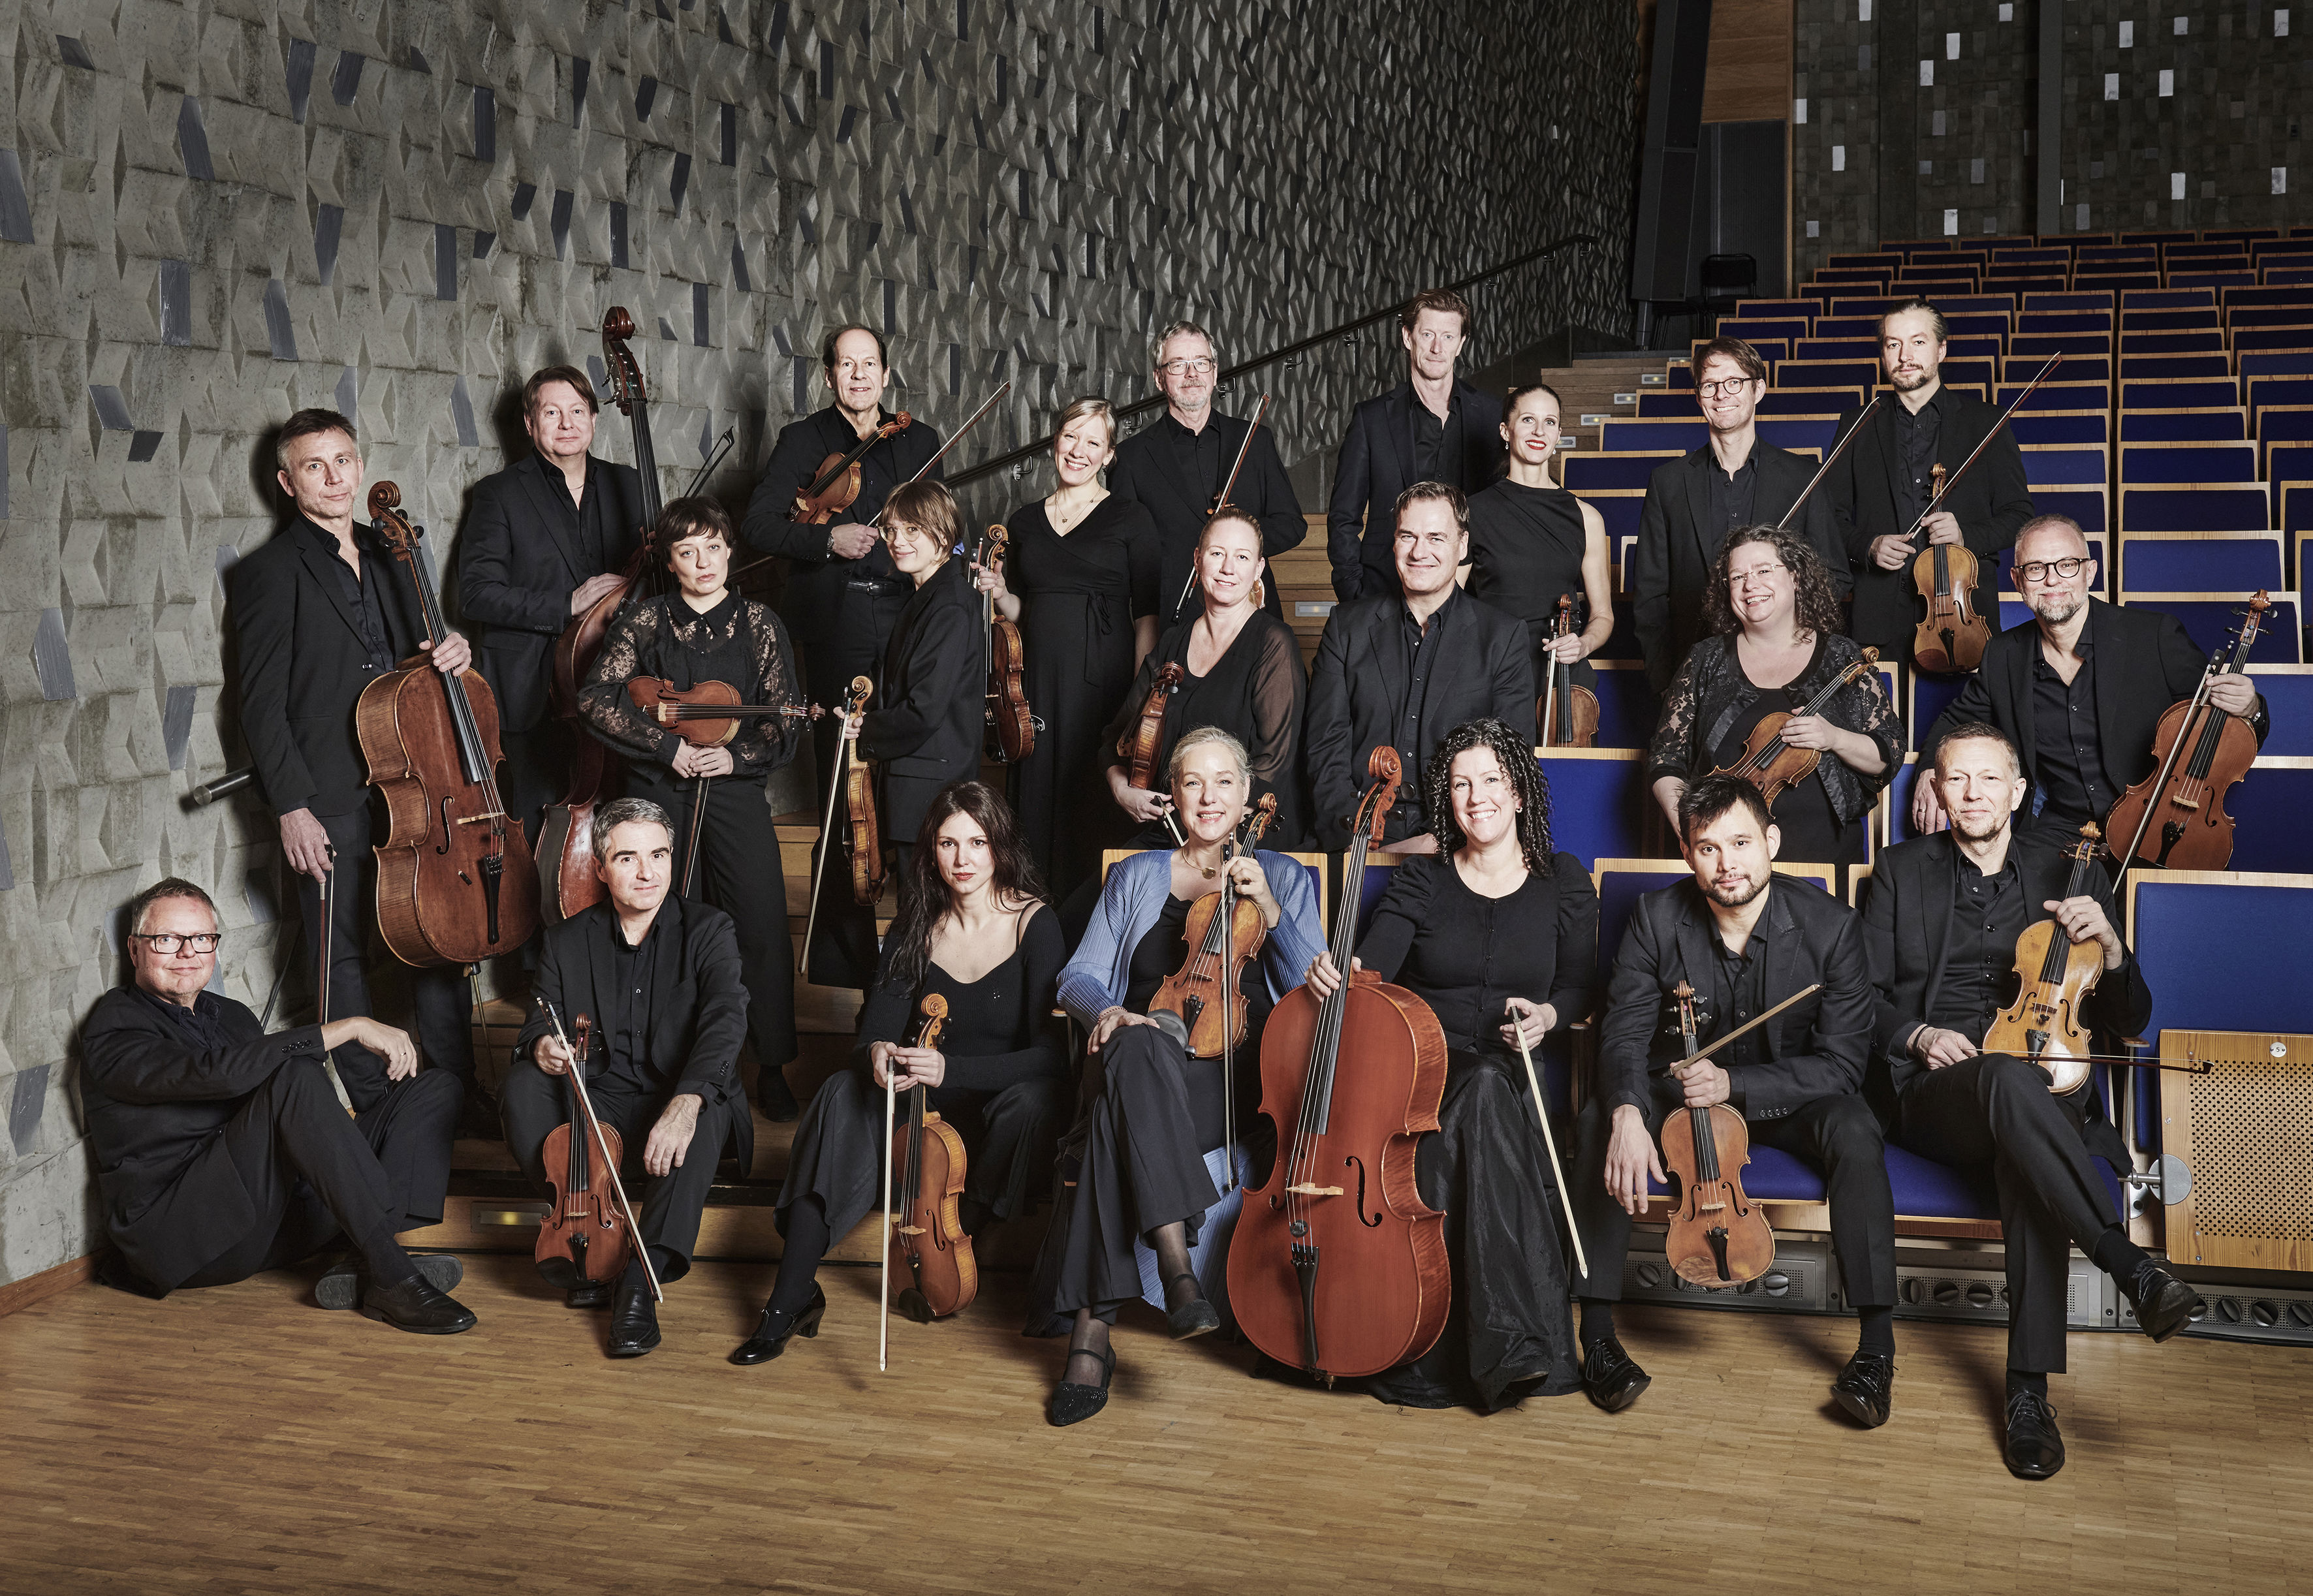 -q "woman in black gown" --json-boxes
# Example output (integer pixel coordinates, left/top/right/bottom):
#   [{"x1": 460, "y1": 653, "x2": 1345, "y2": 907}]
[
  {"x1": 1307, "y1": 717, "x2": 1597, "y2": 1411},
  {"x1": 732, "y1": 781, "x2": 1067, "y2": 1364},
  {"x1": 977, "y1": 398, "x2": 1161, "y2": 901},
  {"x1": 1648, "y1": 526, "x2": 1899, "y2": 873},
  {"x1": 1101, "y1": 510, "x2": 1306, "y2": 849},
  {"x1": 1462, "y1": 383, "x2": 1615, "y2": 726}
]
